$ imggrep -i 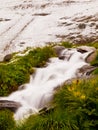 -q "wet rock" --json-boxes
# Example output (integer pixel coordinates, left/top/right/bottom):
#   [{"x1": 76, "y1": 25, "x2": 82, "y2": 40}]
[
  {"x1": 77, "y1": 65, "x2": 97, "y2": 76},
  {"x1": 86, "y1": 51, "x2": 97, "y2": 63},
  {"x1": 59, "y1": 55, "x2": 66, "y2": 60},
  {"x1": 3, "y1": 54, "x2": 13, "y2": 62},
  {"x1": 53, "y1": 45, "x2": 65, "y2": 56},
  {"x1": 77, "y1": 48, "x2": 87, "y2": 53},
  {"x1": 77, "y1": 46, "x2": 96, "y2": 52},
  {"x1": 0, "y1": 100, "x2": 21, "y2": 112},
  {"x1": 77, "y1": 46, "x2": 96, "y2": 63}
]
